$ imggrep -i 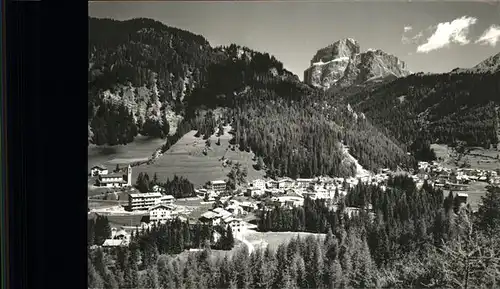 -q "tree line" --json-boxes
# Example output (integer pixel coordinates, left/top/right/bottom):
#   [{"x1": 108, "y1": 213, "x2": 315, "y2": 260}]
[
  {"x1": 88, "y1": 182, "x2": 500, "y2": 288},
  {"x1": 135, "y1": 172, "x2": 196, "y2": 199},
  {"x1": 346, "y1": 71, "x2": 500, "y2": 151}
]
